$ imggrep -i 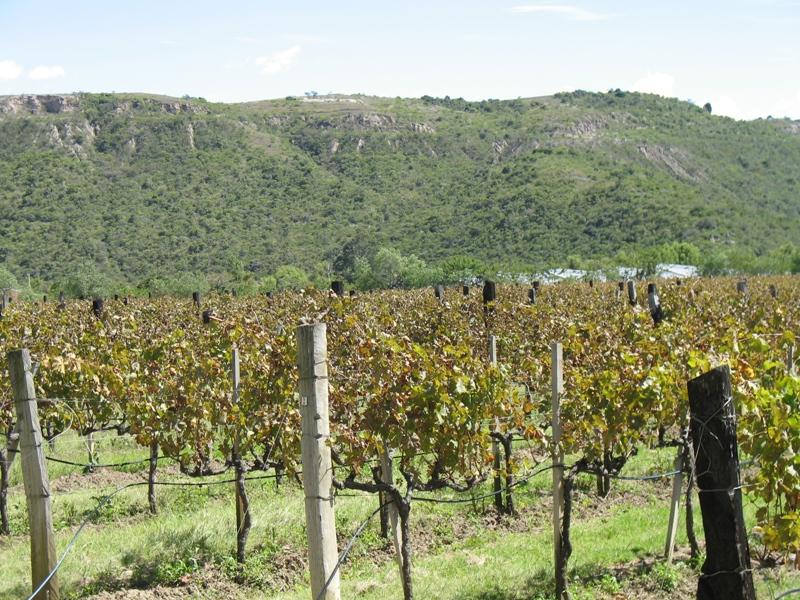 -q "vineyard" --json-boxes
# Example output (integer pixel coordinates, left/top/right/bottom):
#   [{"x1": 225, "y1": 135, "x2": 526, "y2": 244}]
[{"x1": 1, "y1": 276, "x2": 800, "y2": 599}]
